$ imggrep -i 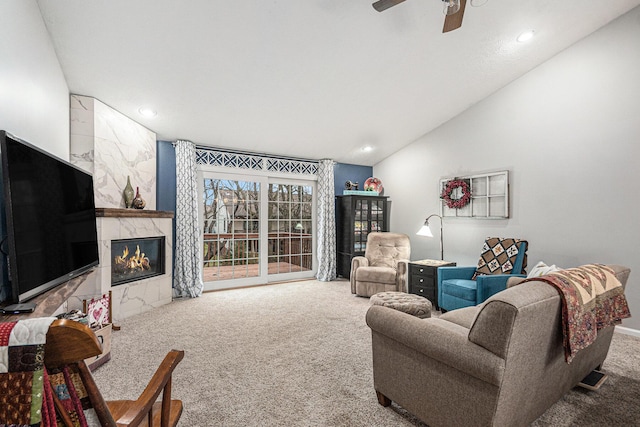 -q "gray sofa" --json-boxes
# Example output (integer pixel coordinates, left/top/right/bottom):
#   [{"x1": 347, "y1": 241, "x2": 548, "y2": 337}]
[{"x1": 365, "y1": 264, "x2": 630, "y2": 427}]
